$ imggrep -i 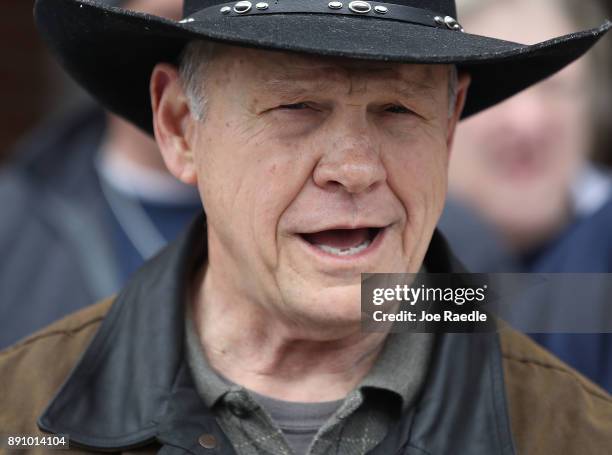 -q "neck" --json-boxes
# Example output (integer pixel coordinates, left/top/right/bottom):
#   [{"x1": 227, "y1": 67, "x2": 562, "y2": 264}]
[{"x1": 190, "y1": 264, "x2": 388, "y2": 403}]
